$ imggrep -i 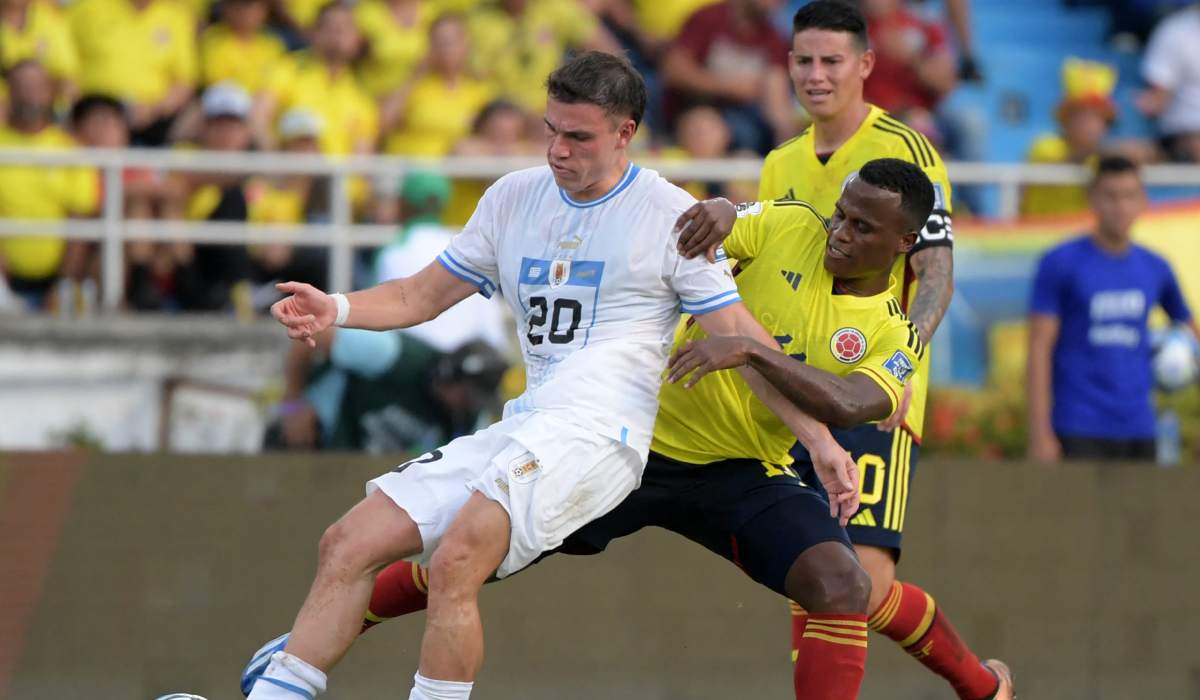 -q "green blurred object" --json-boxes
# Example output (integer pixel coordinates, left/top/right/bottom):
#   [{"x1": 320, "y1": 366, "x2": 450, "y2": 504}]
[{"x1": 401, "y1": 169, "x2": 452, "y2": 206}]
